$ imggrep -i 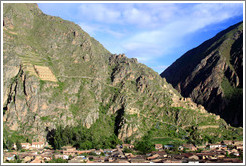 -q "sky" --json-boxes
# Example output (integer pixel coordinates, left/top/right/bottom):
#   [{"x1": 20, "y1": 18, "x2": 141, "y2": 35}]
[{"x1": 38, "y1": 2, "x2": 243, "y2": 73}]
